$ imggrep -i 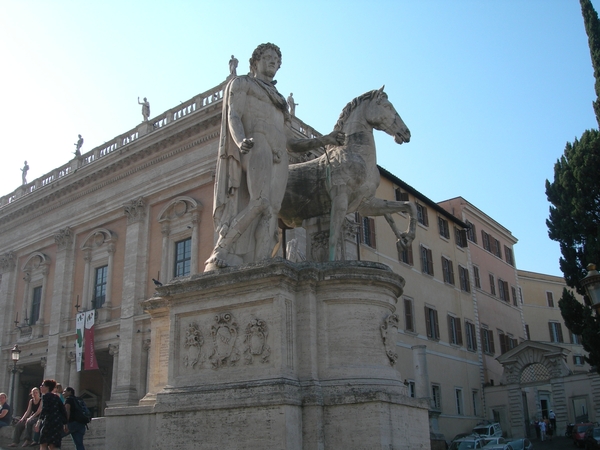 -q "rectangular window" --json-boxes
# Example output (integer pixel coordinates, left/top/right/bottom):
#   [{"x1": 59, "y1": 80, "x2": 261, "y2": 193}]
[
  {"x1": 431, "y1": 384, "x2": 441, "y2": 410},
  {"x1": 482, "y1": 230, "x2": 491, "y2": 252},
  {"x1": 489, "y1": 274, "x2": 496, "y2": 296},
  {"x1": 400, "y1": 244, "x2": 413, "y2": 266},
  {"x1": 473, "y1": 266, "x2": 481, "y2": 289},
  {"x1": 417, "y1": 204, "x2": 429, "y2": 226},
  {"x1": 448, "y1": 315, "x2": 463, "y2": 346},
  {"x1": 438, "y1": 217, "x2": 450, "y2": 239},
  {"x1": 174, "y1": 238, "x2": 192, "y2": 277},
  {"x1": 455, "y1": 388, "x2": 464, "y2": 415},
  {"x1": 492, "y1": 238, "x2": 502, "y2": 258},
  {"x1": 466, "y1": 220, "x2": 477, "y2": 243},
  {"x1": 570, "y1": 332, "x2": 582, "y2": 345},
  {"x1": 505, "y1": 245, "x2": 514, "y2": 266},
  {"x1": 465, "y1": 321, "x2": 477, "y2": 351},
  {"x1": 511, "y1": 286, "x2": 518, "y2": 306},
  {"x1": 30, "y1": 286, "x2": 42, "y2": 325},
  {"x1": 548, "y1": 322, "x2": 564, "y2": 343},
  {"x1": 360, "y1": 216, "x2": 377, "y2": 248},
  {"x1": 442, "y1": 256, "x2": 455, "y2": 285},
  {"x1": 408, "y1": 381, "x2": 416, "y2": 398},
  {"x1": 472, "y1": 390, "x2": 479, "y2": 416},
  {"x1": 420, "y1": 245, "x2": 434, "y2": 275},
  {"x1": 509, "y1": 335, "x2": 518, "y2": 350},
  {"x1": 546, "y1": 291, "x2": 554, "y2": 308},
  {"x1": 455, "y1": 227, "x2": 468, "y2": 248},
  {"x1": 404, "y1": 298, "x2": 415, "y2": 332},
  {"x1": 459, "y1": 266, "x2": 470, "y2": 292},
  {"x1": 425, "y1": 306, "x2": 440, "y2": 340},
  {"x1": 519, "y1": 287, "x2": 524, "y2": 304},
  {"x1": 573, "y1": 355, "x2": 584, "y2": 365},
  {"x1": 92, "y1": 265, "x2": 108, "y2": 309},
  {"x1": 481, "y1": 327, "x2": 495, "y2": 355},
  {"x1": 395, "y1": 188, "x2": 409, "y2": 202},
  {"x1": 498, "y1": 279, "x2": 509, "y2": 302},
  {"x1": 498, "y1": 330, "x2": 508, "y2": 354}
]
